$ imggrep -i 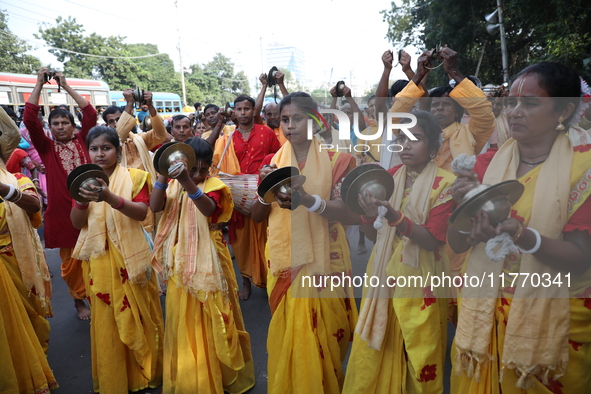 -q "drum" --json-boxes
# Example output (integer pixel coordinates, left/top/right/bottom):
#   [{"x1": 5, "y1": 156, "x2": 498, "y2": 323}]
[{"x1": 217, "y1": 173, "x2": 259, "y2": 215}]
